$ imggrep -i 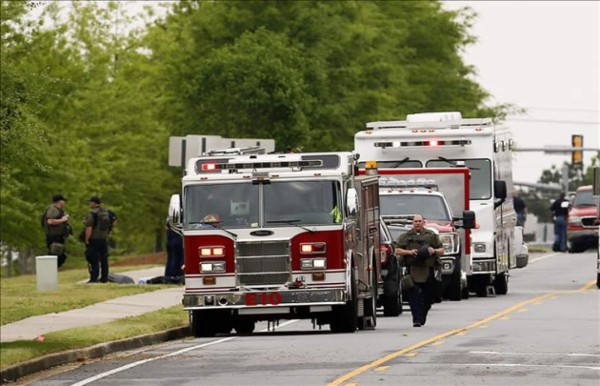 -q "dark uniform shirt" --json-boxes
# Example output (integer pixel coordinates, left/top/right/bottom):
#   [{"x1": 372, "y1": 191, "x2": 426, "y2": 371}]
[
  {"x1": 85, "y1": 206, "x2": 110, "y2": 240},
  {"x1": 396, "y1": 228, "x2": 442, "y2": 283},
  {"x1": 45, "y1": 205, "x2": 67, "y2": 236},
  {"x1": 550, "y1": 198, "x2": 569, "y2": 217}
]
